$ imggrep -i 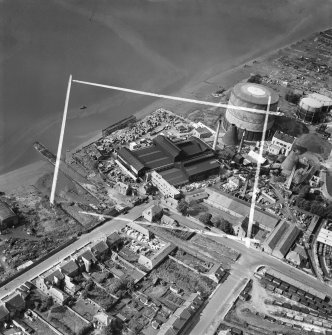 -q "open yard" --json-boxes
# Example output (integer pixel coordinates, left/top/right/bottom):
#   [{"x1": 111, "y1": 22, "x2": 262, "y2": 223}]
[
  {"x1": 191, "y1": 235, "x2": 240, "y2": 266},
  {"x1": 46, "y1": 305, "x2": 89, "y2": 335},
  {"x1": 23, "y1": 317, "x2": 58, "y2": 335},
  {"x1": 151, "y1": 258, "x2": 216, "y2": 298},
  {"x1": 173, "y1": 249, "x2": 213, "y2": 273},
  {"x1": 72, "y1": 299, "x2": 100, "y2": 322}
]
